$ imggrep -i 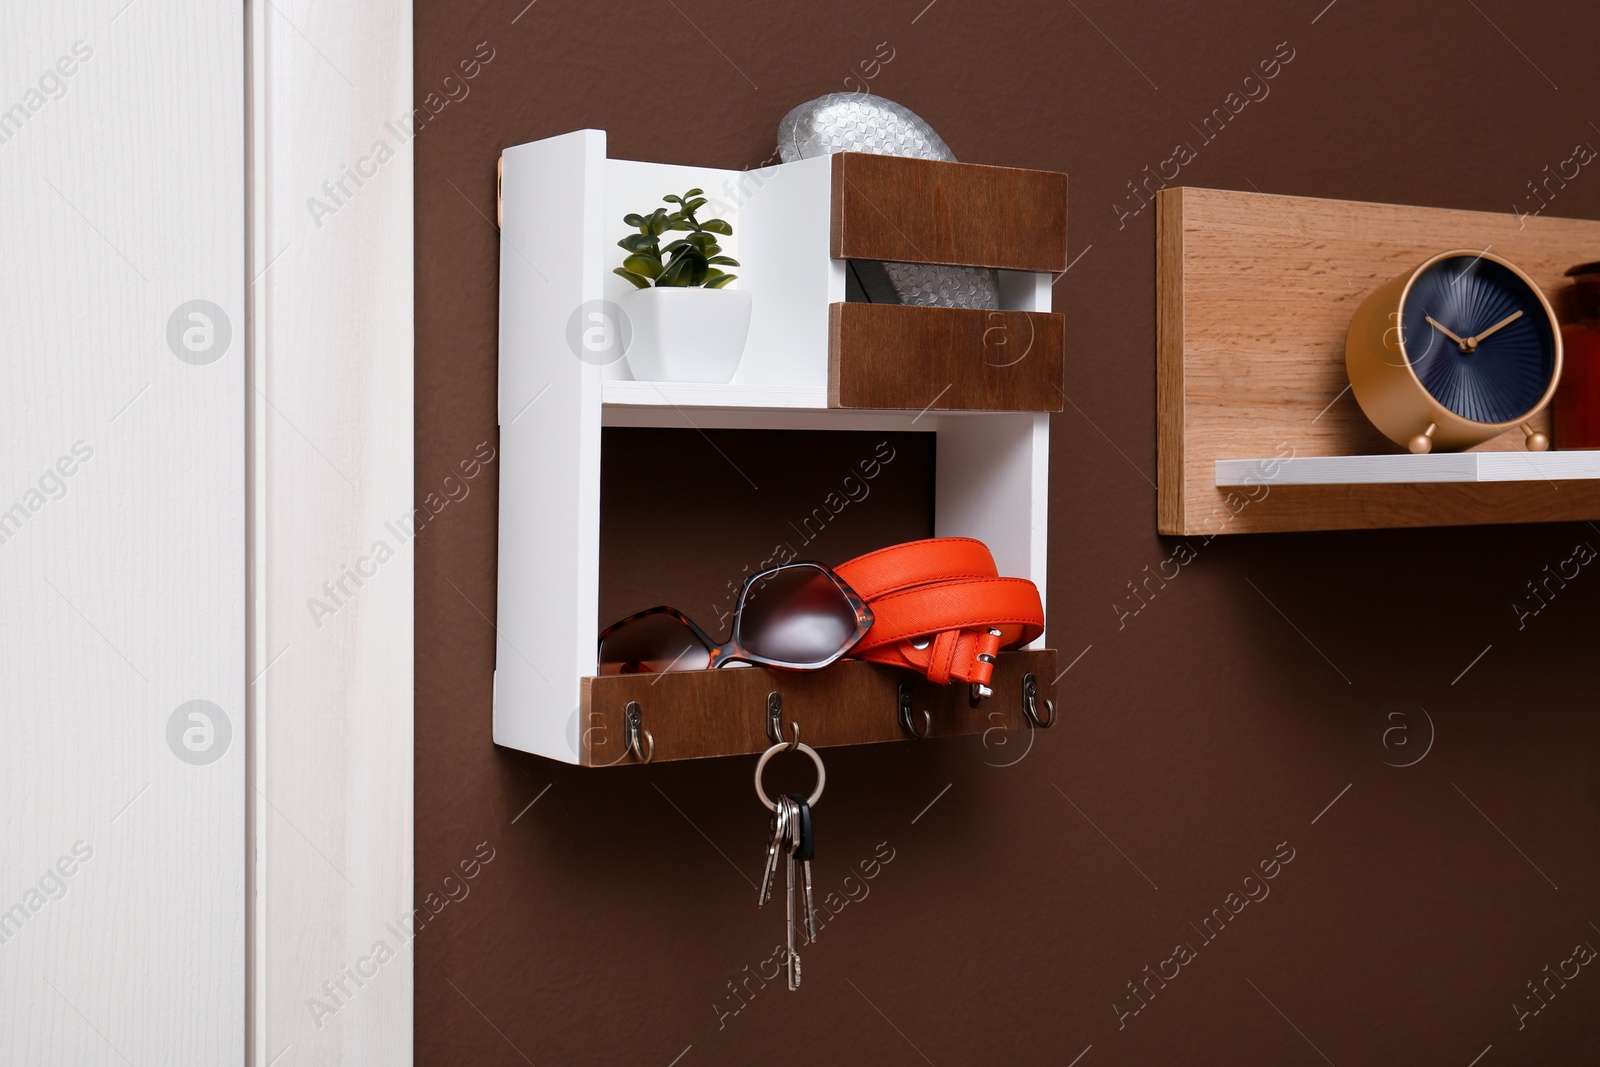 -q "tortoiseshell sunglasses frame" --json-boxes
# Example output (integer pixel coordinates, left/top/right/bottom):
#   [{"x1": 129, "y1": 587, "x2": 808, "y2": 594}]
[{"x1": 597, "y1": 561, "x2": 874, "y2": 672}]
